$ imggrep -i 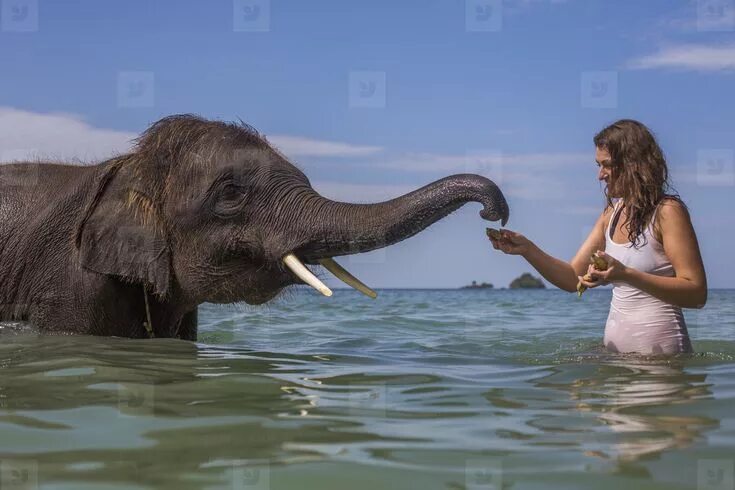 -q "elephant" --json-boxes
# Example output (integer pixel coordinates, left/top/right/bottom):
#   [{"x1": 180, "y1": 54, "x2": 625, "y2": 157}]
[{"x1": 0, "y1": 114, "x2": 509, "y2": 340}]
